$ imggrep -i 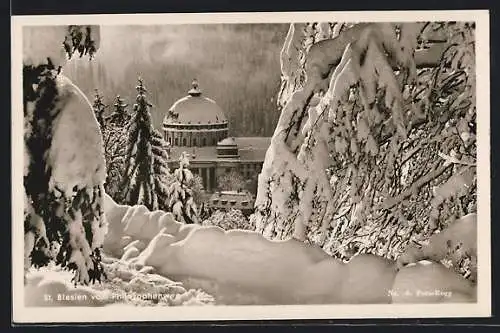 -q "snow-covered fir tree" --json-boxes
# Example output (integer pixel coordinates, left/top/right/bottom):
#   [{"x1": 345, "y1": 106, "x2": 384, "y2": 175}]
[
  {"x1": 151, "y1": 128, "x2": 173, "y2": 211},
  {"x1": 167, "y1": 152, "x2": 200, "y2": 224},
  {"x1": 102, "y1": 95, "x2": 131, "y2": 200},
  {"x1": 92, "y1": 89, "x2": 107, "y2": 130},
  {"x1": 23, "y1": 25, "x2": 107, "y2": 285},
  {"x1": 254, "y1": 22, "x2": 476, "y2": 279},
  {"x1": 107, "y1": 95, "x2": 131, "y2": 127},
  {"x1": 119, "y1": 78, "x2": 160, "y2": 210}
]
